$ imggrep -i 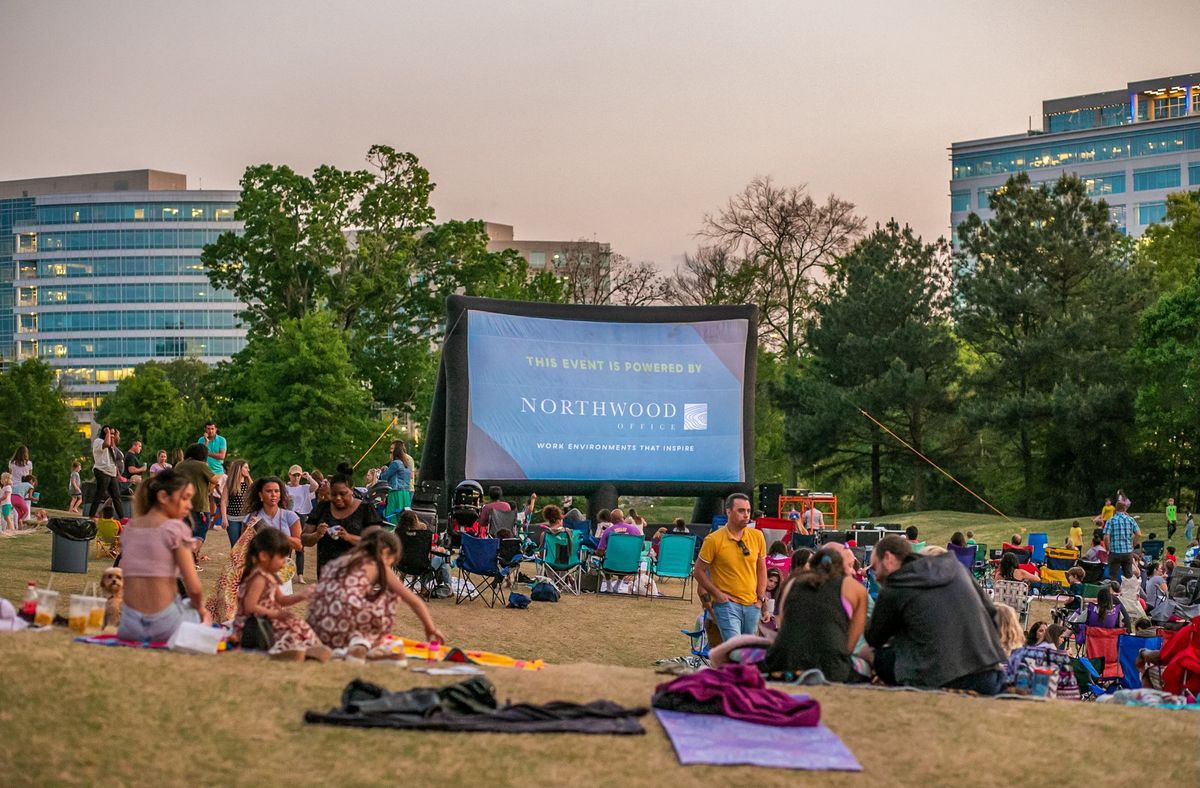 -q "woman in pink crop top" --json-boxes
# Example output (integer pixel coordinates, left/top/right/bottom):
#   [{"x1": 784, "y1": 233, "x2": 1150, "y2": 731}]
[{"x1": 117, "y1": 469, "x2": 210, "y2": 643}]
